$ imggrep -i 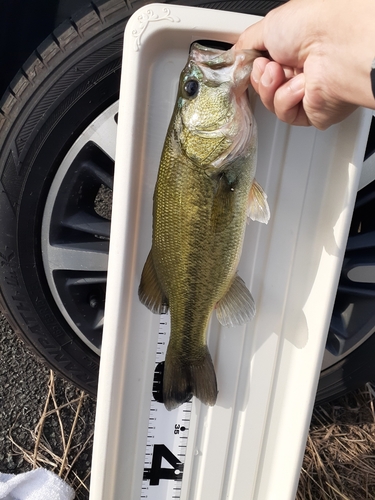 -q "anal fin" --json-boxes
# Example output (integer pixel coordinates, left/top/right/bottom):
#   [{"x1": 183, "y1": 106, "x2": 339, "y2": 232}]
[
  {"x1": 138, "y1": 250, "x2": 168, "y2": 314},
  {"x1": 247, "y1": 179, "x2": 270, "y2": 224},
  {"x1": 216, "y1": 274, "x2": 256, "y2": 327}
]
